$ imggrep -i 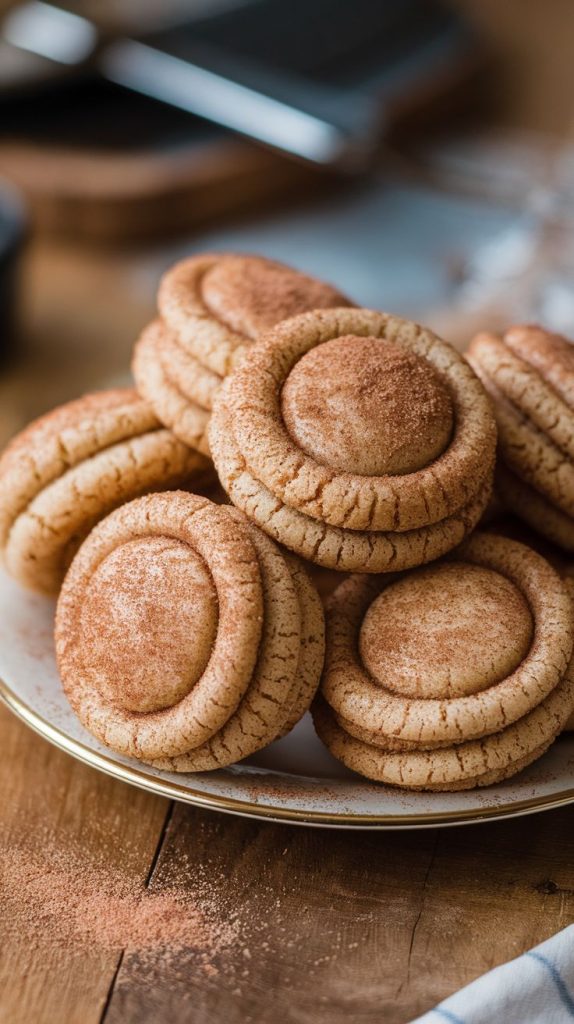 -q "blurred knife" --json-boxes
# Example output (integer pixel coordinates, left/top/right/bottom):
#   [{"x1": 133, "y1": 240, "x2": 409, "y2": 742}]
[{"x1": 1, "y1": 0, "x2": 477, "y2": 170}]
